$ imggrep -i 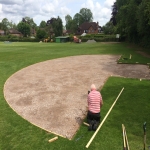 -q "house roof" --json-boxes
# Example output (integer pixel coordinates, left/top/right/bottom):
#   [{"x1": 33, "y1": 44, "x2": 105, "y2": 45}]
[
  {"x1": 63, "y1": 29, "x2": 72, "y2": 34},
  {"x1": 0, "y1": 30, "x2": 4, "y2": 34},
  {"x1": 79, "y1": 22, "x2": 99, "y2": 30},
  {"x1": 9, "y1": 29, "x2": 22, "y2": 34}
]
